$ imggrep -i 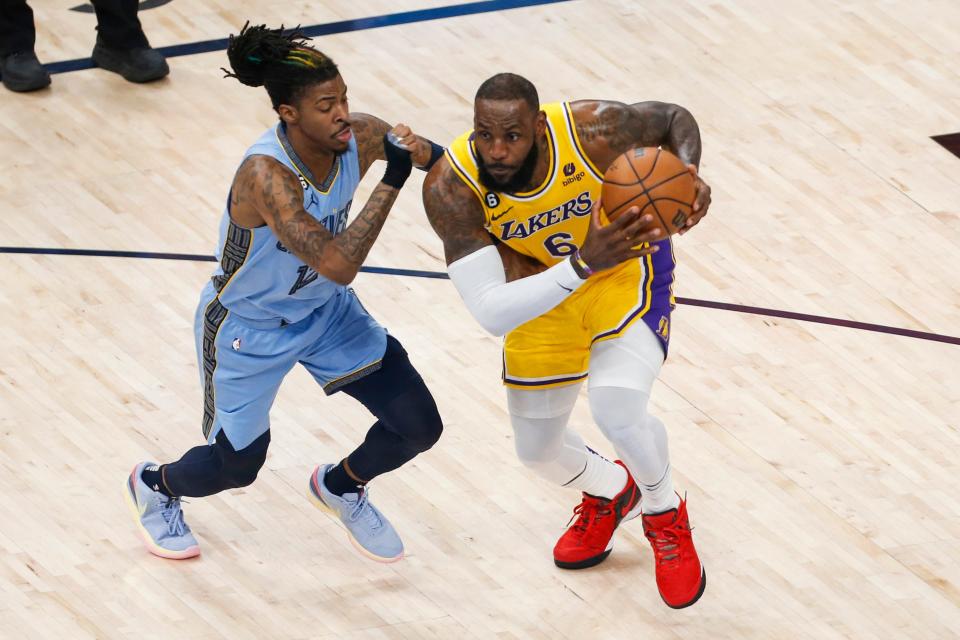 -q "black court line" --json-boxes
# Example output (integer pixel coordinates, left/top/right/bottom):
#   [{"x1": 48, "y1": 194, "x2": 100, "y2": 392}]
[
  {"x1": 2, "y1": 246, "x2": 957, "y2": 346},
  {"x1": 674, "y1": 297, "x2": 960, "y2": 346},
  {"x1": 45, "y1": 0, "x2": 574, "y2": 74},
  {"x1": 0, "y1": 246, "x2": 450, "y2": 280}
]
